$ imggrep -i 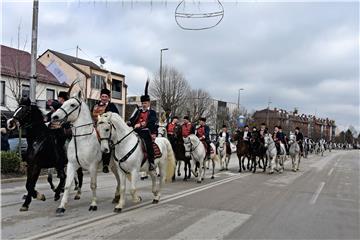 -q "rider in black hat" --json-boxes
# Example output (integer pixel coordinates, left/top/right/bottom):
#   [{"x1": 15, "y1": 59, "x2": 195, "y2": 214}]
[
  {"x1": 196, "y1": 117, "x2": 211, "y2": 159},
  {"x1": 128, "y1": 80, "x2": 158, "y2": 171},
  {"x1": 91, "y1": 87, "x2": 119, "y2": 173}
]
